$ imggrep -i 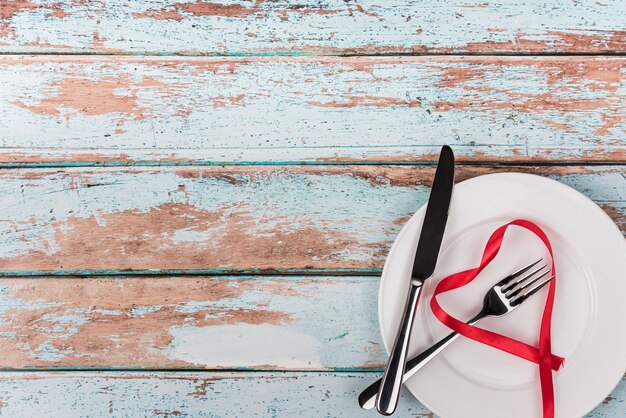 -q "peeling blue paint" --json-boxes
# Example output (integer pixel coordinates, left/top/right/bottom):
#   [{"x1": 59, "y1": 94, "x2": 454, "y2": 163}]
[
  {"x1": 0, "y1": 372, "x2": 620, "y2": 416},
  {"x1": 129, "y1": 305, "x2": 163, "y2": 317}
]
